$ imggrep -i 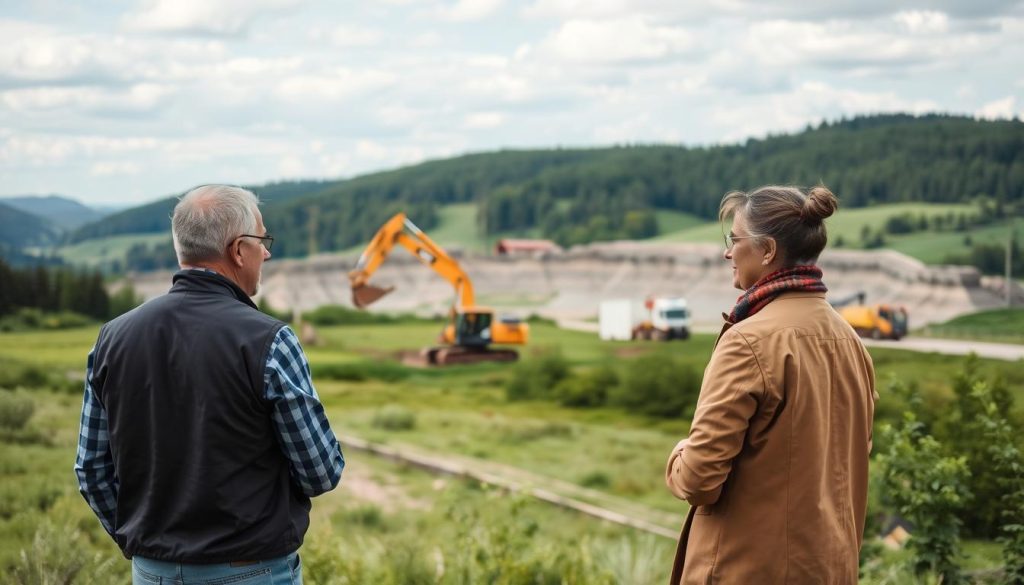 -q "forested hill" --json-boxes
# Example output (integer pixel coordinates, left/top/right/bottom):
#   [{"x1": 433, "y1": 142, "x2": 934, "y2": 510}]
[
  {"x1": 69, "y1": 179, "x2": 336, "y2": 243},
  {"x1": 72, "y1": 114, "x2": 1024, "y2": 257}
]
